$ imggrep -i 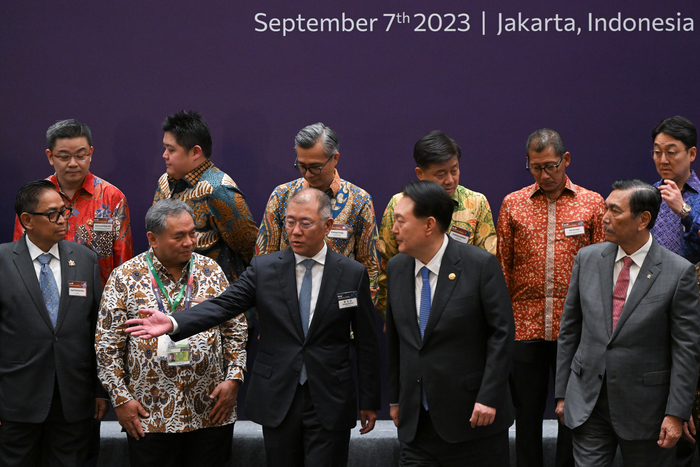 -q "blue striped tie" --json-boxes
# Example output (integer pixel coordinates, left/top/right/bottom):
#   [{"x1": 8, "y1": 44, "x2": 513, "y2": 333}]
[
  {"x1": 419, "y1": 267, "x2": 431, "y2": 338},
  {"x1": 419, "y1": 266, "x2": 431, "y2": 410},
  {"x1": 298, "y1": 259, "x2": 315, "y2": 384},
  {"x1": 37, "y1": 253, "x2": 59, "y2": 327}
]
